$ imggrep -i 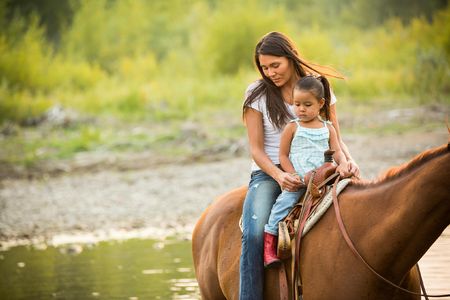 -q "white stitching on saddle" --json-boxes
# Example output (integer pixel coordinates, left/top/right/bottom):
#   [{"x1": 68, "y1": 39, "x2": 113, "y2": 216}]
[{"x1": 302, "y1": 178, "x2": 351, "y2": 237}]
